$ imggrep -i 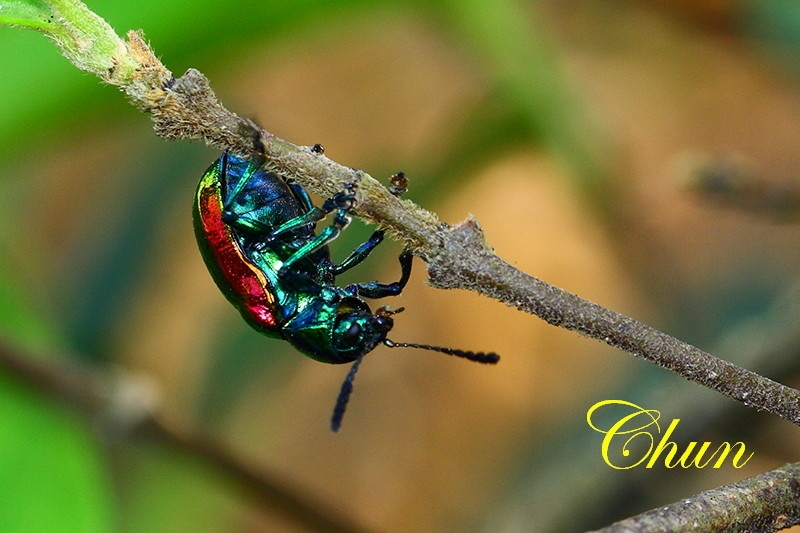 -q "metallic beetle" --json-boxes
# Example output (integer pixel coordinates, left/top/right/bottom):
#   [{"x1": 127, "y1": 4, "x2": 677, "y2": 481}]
[{"x1": 194, "y1": 152, "x2": 498, "y2": 429}]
